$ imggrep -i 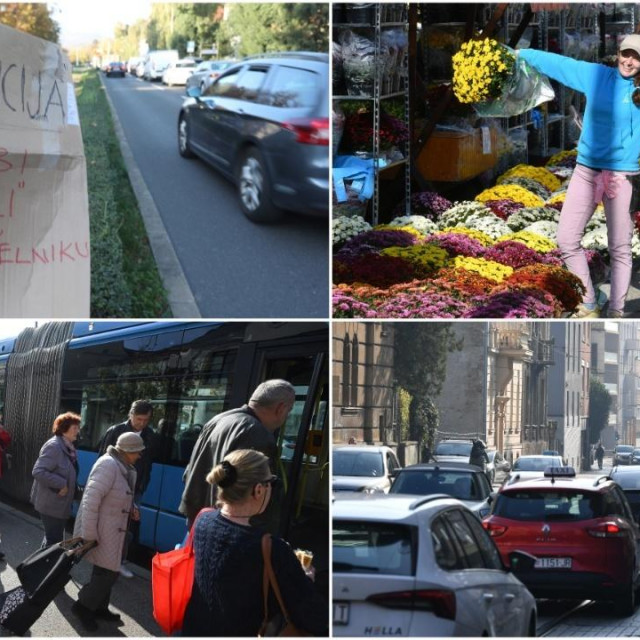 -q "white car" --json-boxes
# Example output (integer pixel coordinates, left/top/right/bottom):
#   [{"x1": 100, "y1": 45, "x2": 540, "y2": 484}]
[
  {"x1": 333, "y1": 493, "x2": 537, "y2": 636},
  {"x1": 332, "y1": 445, "x2": 401, "y2": 494},
  {"x1": 162, "y1": 59, "x2": 198, "y2": 86},
  {"x1": 434, "y1": 439, "x2": 473, "y2": 463},
  {"x1": 505, "y1": 454, "x2": 564, "y2": 483}
]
